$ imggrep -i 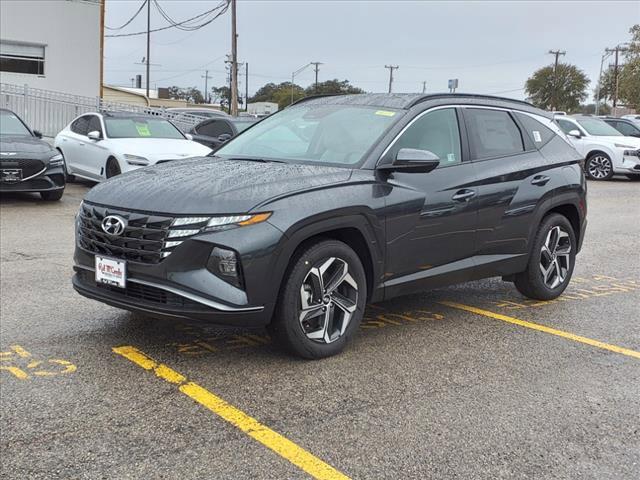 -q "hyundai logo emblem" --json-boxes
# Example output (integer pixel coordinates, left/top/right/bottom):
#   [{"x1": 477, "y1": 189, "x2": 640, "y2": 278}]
[{"x1": 101, "y1": 215, "x2": 127, "y2": 236}]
